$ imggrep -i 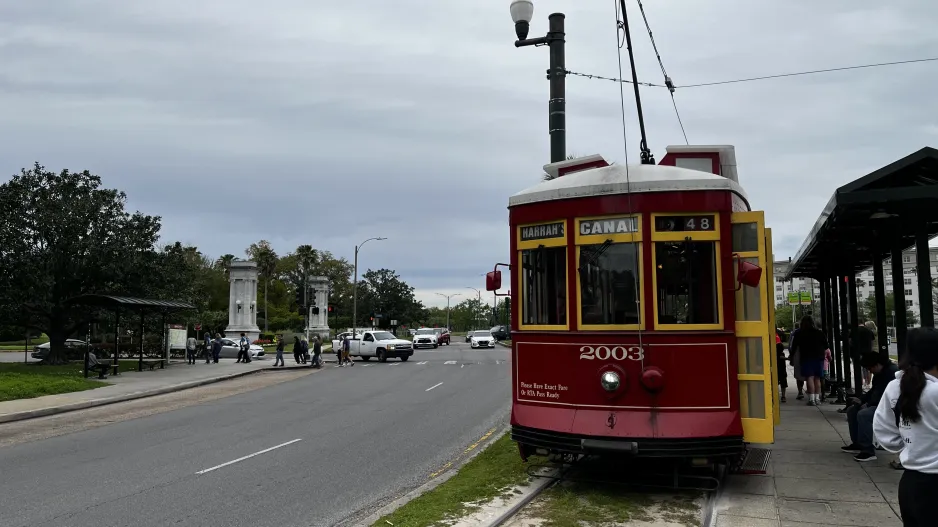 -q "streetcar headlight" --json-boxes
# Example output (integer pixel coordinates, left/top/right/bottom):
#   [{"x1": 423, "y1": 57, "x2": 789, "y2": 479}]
[{"x1": 600, "y1": 371, "x2": 620, "y2": 392}]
